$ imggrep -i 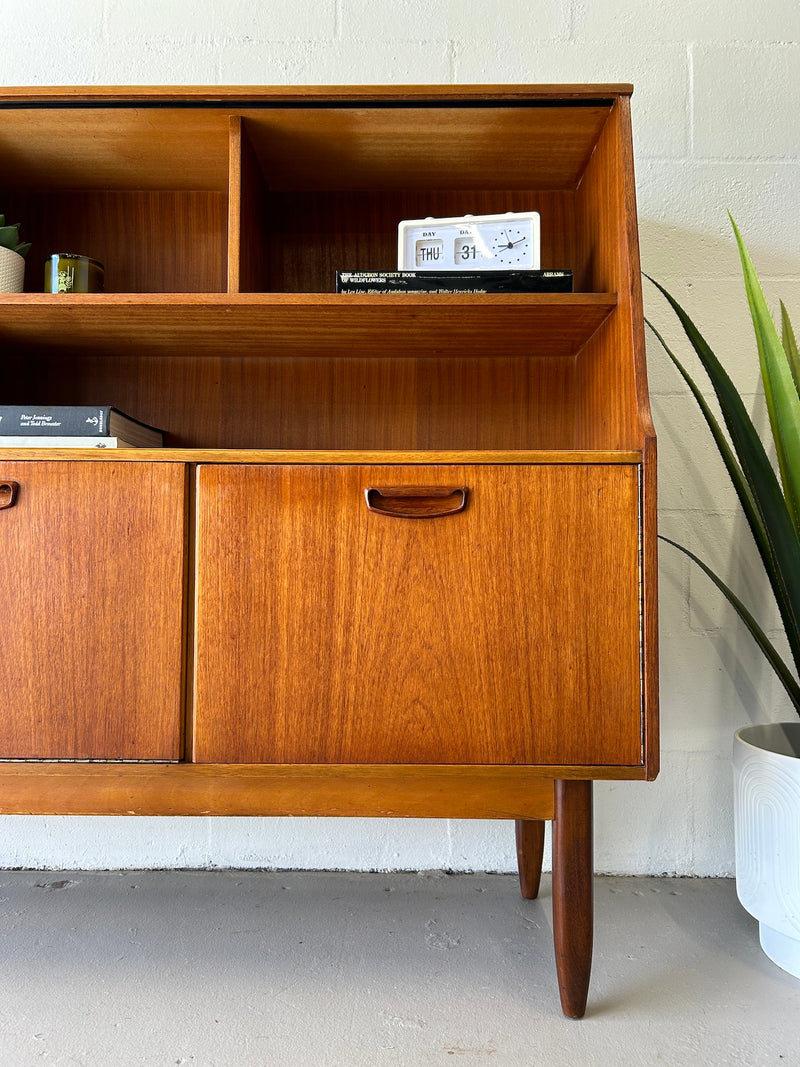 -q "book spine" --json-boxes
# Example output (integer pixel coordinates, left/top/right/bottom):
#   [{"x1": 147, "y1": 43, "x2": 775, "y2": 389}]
[
  {"x1": 335, "y1": 270, "x2": 573, "y2": 294},
  {"x1": 0, "y1": 406, "x2": 111, "y2": 436}
]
